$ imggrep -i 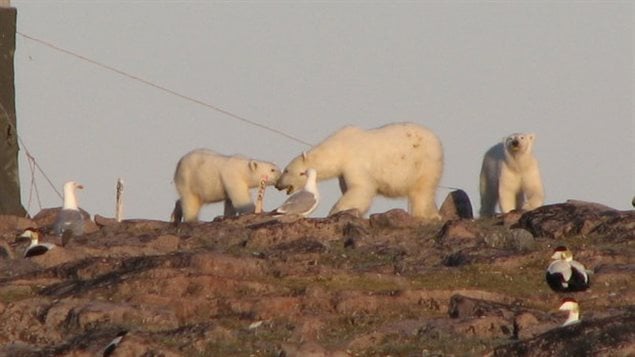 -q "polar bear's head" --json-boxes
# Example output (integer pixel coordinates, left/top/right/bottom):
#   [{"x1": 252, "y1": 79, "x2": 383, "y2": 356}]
[
  {"x1": 504, "y1": 133, "x2": 535, "y2": 156},
  {"x1": 275, "y1": 152, "x2": 312, "y2": 194},
  {"x1": 248, "y1": 160, "x2": 282, "y2": 186}
]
